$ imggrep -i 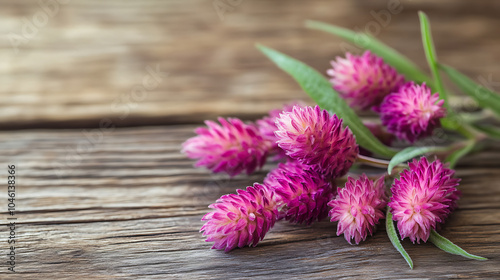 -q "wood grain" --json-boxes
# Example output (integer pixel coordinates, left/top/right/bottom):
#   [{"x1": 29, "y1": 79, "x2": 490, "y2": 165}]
[
  {"x1": 1, "y1": 0, "x2": 500, "y2": 129},
  {"x1": 1, "y1": 1, "x2": 500, "y2": 279},
  {"x1": 0, "y1": 126, "x2": 499, "y2": 279}
]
